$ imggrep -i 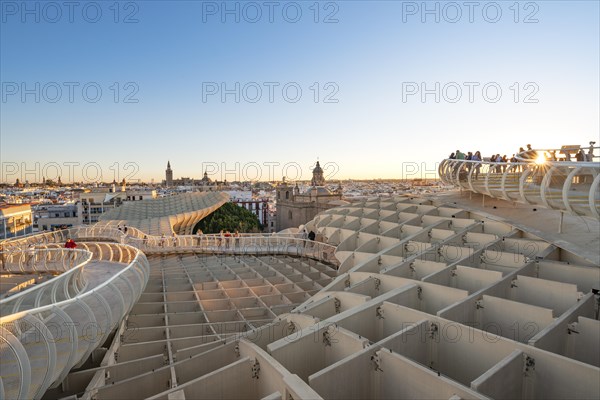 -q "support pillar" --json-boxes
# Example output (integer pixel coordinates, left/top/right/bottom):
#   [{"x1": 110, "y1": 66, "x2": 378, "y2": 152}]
[{"x1": 558, "y1": 211, "x2": 564, "y2": 233}]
